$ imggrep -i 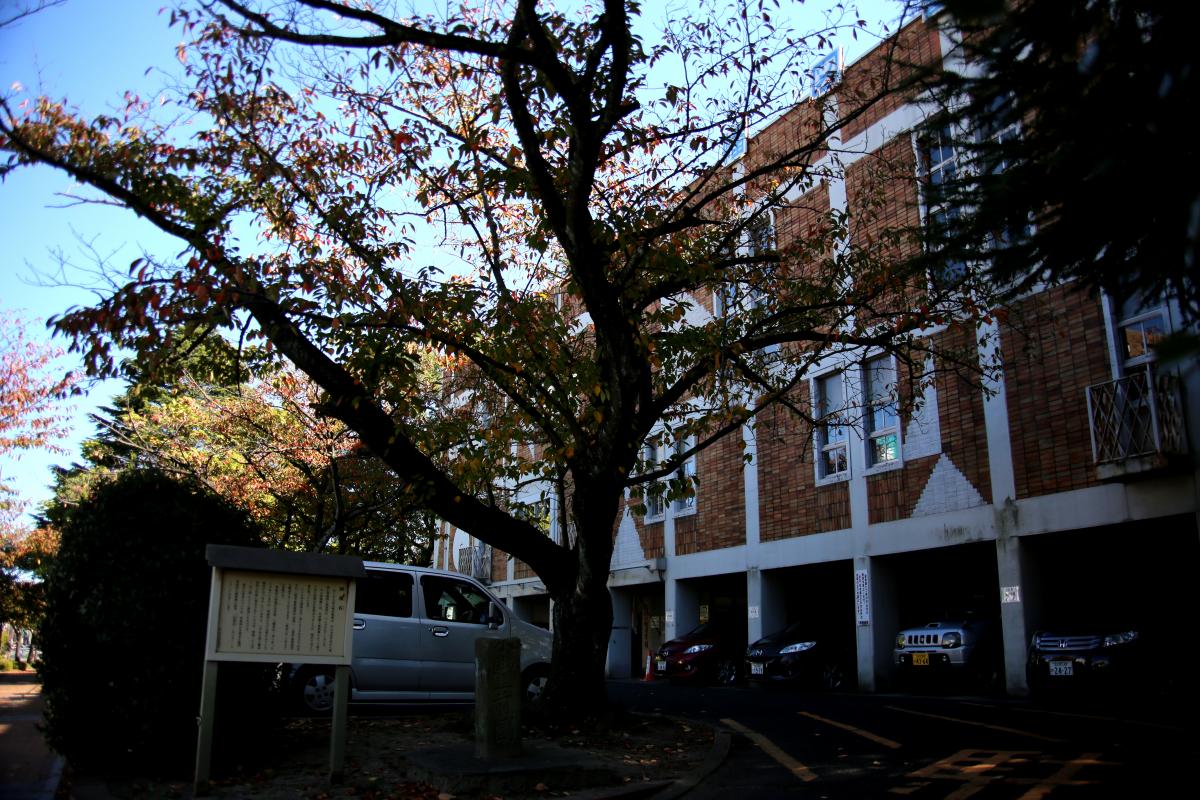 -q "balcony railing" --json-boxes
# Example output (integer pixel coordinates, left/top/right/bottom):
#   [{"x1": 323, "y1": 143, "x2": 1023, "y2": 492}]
[
  {"x1": 457, "y1": 543, "x2": 492, "y2": 584},
  {"x1": 1086, "y1": 366, "x2": 1186, "y2": 473}
]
